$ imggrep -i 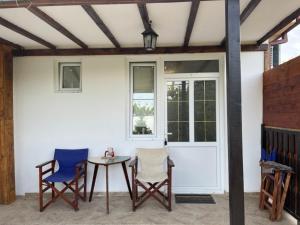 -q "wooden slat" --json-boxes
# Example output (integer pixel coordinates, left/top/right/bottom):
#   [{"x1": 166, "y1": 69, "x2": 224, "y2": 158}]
[
  {"x1": 82, "y1": 5, "x2": 120, "y2": 48},
  {"x1": 221, "y1": 0, "x2": 262, "y2": 45},
  {"x1": 0, "y1": 0, "x2": 221, "y2": 8},
  {"x1": 12, "y1": 44, "x2": 268, "y2": 56},
  {"x1": 28, "y1": 6, "x2": 88, "y2": 49},
  {"x1": 257, "y1": 8, "x2": 300, "y2": 45},
  {"x1": 0, "y1": 17, "x2": 55, "y2": 49},
  {"x1": 183, "y1": 0, "x2": 200, "y2": 47},
  {"x1": 225, "y1": 0, "x2": 245, "y2": 224},
  {"x1": 0, "y1": 37, "x2": 24, "y2": 50},
  {"x1": 137, "y1": 3, "x2": 150, "y2": 30}
]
